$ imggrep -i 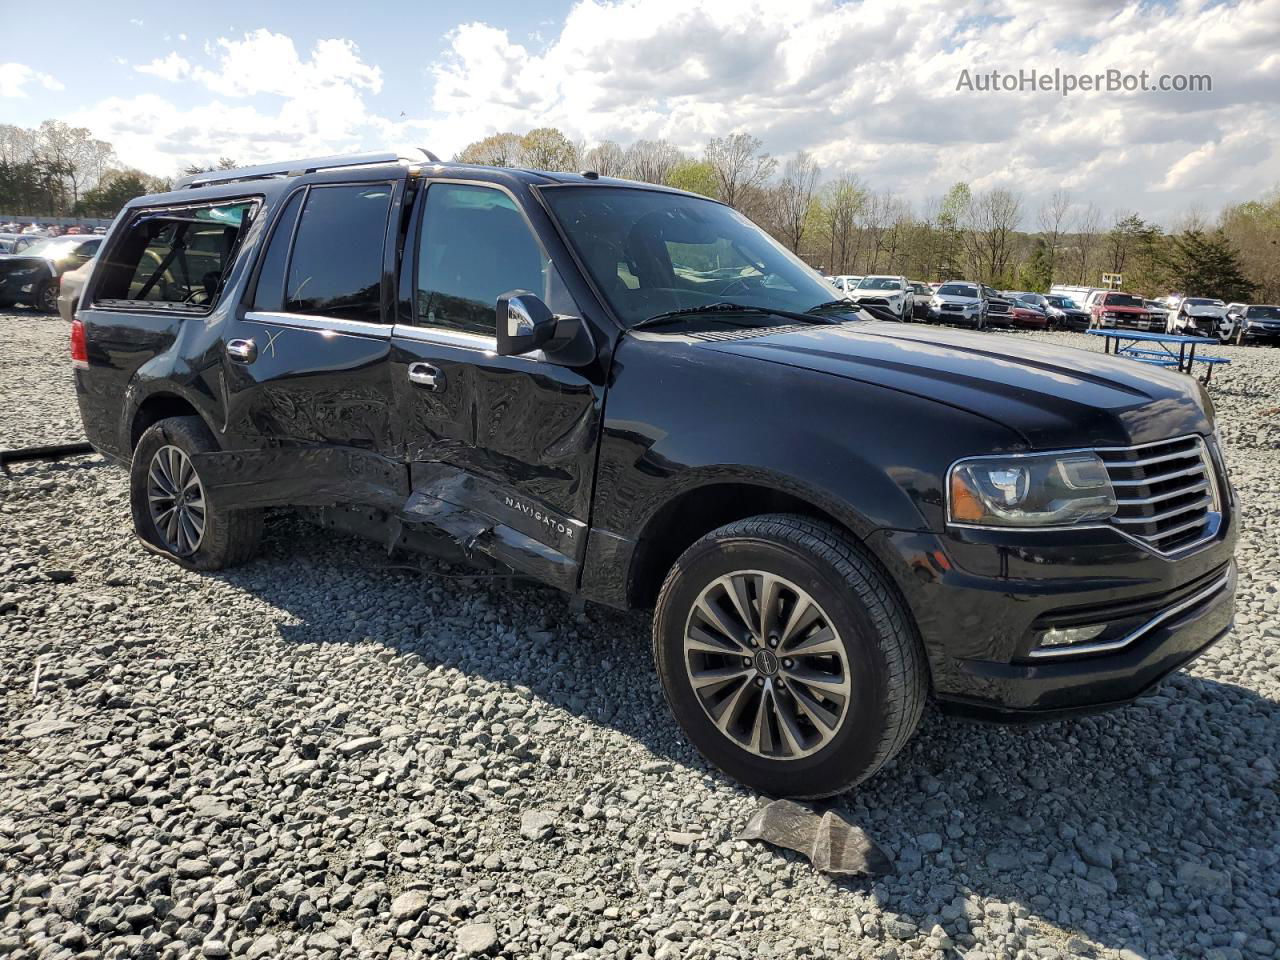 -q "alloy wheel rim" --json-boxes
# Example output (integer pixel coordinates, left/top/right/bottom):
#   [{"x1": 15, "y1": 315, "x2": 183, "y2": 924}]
[
  {"x1": 147, "y1": 445, "x2": 206, "y2": 556},
  {"x1": 683, "y1": 570, "x2": 851, "y2": 760}
]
